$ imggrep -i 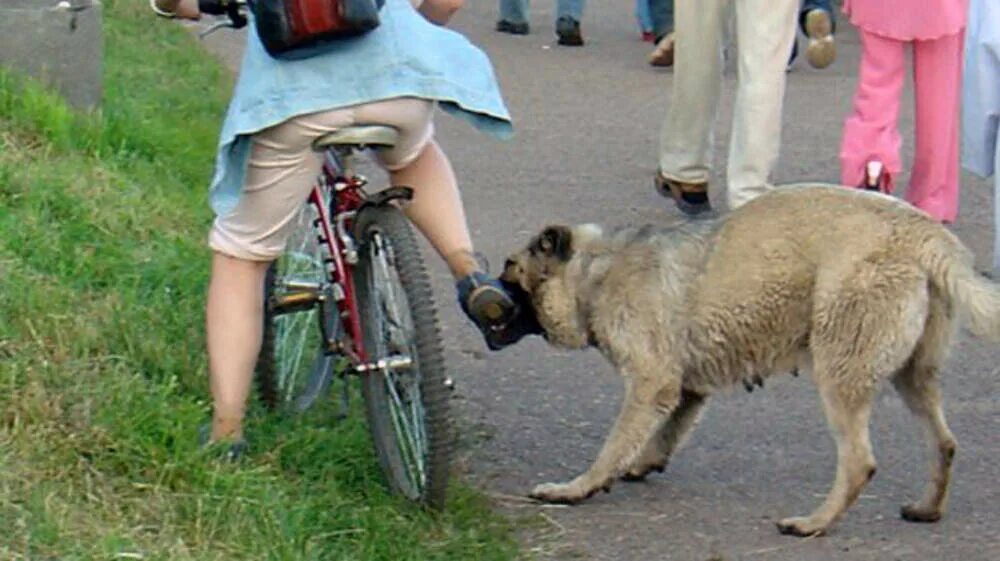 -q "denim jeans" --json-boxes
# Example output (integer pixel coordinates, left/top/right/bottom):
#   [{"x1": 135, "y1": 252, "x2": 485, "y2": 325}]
[
  {"x1": 635, "y1": 0, "x2": 654, "y2": 33},
  {"x1": 649, "y1": 0, "x2": 674, "y2": 39},
  {"x1": 800, "y1": 0, "x2": 835, "y2": 33},
  {"x1": 499, "y1": 0, "x2": 585, "y2": 25}
]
